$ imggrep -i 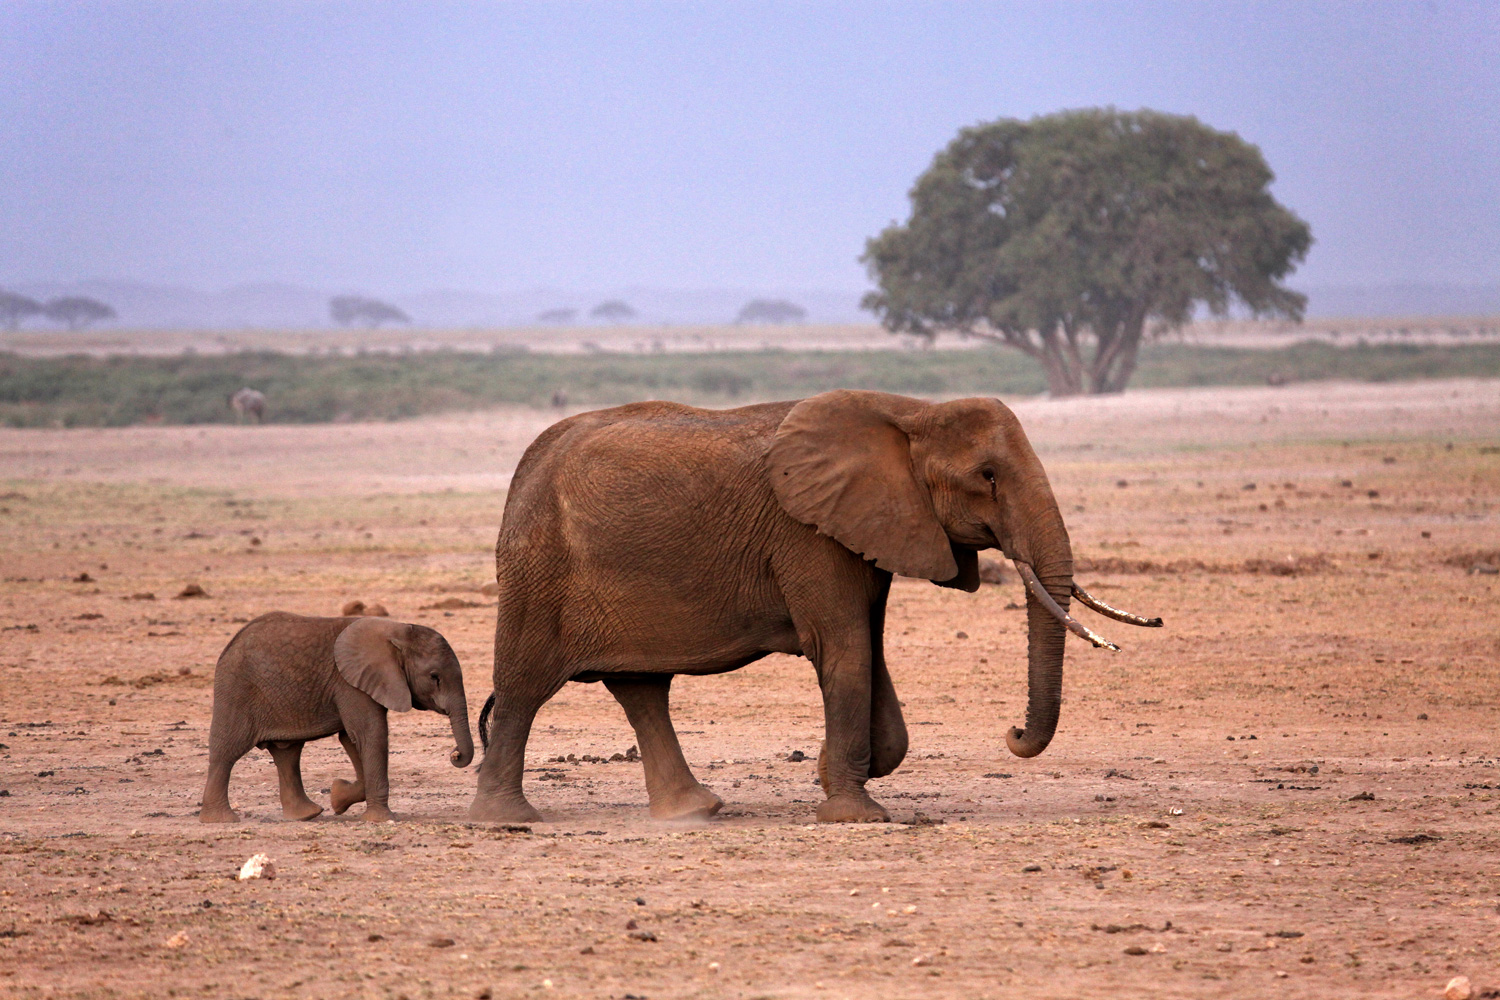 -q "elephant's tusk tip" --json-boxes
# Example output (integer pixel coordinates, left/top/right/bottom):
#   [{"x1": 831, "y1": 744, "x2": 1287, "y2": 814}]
[
  {"x1": 1093, "y1": 637, "x2": 1122, "y2": 651},
  {"x1": 1144, "y1": 617, "x2": 1164, "y2": 628}
]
